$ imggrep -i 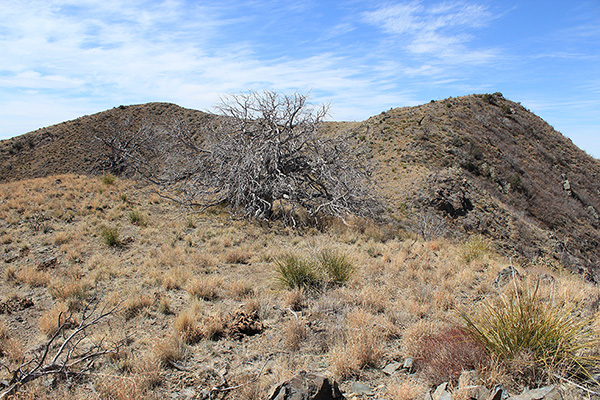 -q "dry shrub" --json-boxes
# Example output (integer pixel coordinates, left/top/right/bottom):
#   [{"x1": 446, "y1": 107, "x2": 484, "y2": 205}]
[
  {"x1": 122, "y1": 293, "x2": 154, "y2": 320},
  {"x1": 16, "y1": 266, "x2": 50, "y2": 287},
  {"x1": 283, "y1": 318, "x2": 309, "y2": 351},
  {"x1": 187, "y1": 275, "x2": 222, "y2": 300},
  {"x1": 133, "y1": 355, "x2": 163, "y2": 390},
  {"x1": 222, "y1": 247, "x2": 252, "y2": 264},
  {"x1": 386, "y1": 378, "x2": 427, "y2": 400},
  {"x1": 199, "y1": 313, "x2": 228, "y2": 341},
  {"x1": 284, "y1": 288, "x2": 306, "y2": 311},
  {"x1": 95, "y1": 375, "x2": 151, "y2": 400},
  {"x1": 242, "y1": 296, "x2": 262, "y2": 315},
  {"x1": 161, "y1": 267, "x2": 189, "y2": 290},
  {"x1": 0, "y1": 319, "x2": 23, "y2": 364},
  {"x1": 357, "y1": 284, "x2": 388, "y2": 313},
  {"x1": 226, "y1": 280, "x2": 255, "y2": 300},
  {"x1": 49, "y1": 278, "x2": 90, "y2": 301},
  {"x1": 53, "y1": 231, "x2": 71, "y2": 245},
  {"x1": 193, "y1": 252, "x2": 218, "y2": 270},
  {"x1": 405, "y1": 323, "x2": 487, "y2": 385},
  {"x1": 329, "y1": 310, "x2": 386, "y2": 379},
  {"x1": 173, "y1": 310, "x2": 204, "y2": 344},
  {"x1": 153, "y1": 335, "x2": 188, "y2": 368},
  {"x1": 38, "y1": 303, "x2": 79, "y2": 337}
]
